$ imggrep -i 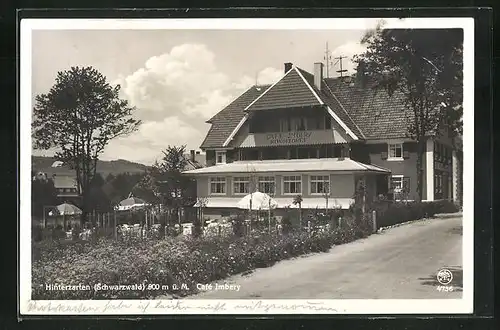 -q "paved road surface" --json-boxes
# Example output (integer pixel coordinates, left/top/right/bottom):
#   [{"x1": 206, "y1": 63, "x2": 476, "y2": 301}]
[{"x1": 188, "y1": 217, "x2": 463, "y2": 299}]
